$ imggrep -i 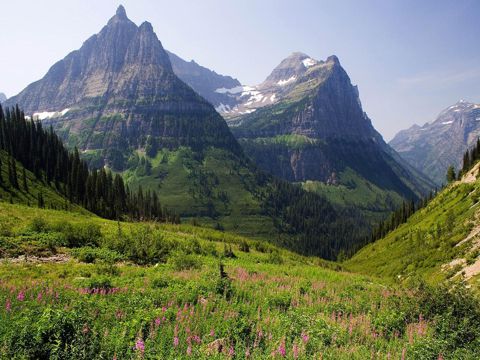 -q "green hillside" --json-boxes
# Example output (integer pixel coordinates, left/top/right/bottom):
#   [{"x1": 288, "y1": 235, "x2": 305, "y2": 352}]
[
  {"x1": 0, "y1": 150, "x2": 86, "y2": 213},
  {"x1": 0, "y1": 201, "x2": 479, "y2": 359},
  {"x1": 346, "y1": 163, "x2": 480, "y2": 291}
]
